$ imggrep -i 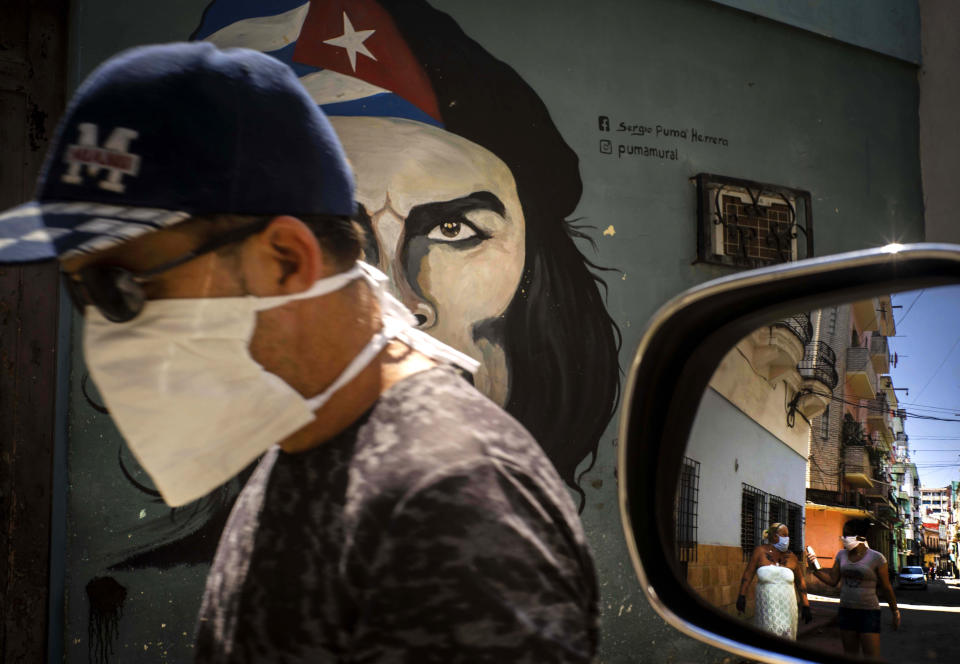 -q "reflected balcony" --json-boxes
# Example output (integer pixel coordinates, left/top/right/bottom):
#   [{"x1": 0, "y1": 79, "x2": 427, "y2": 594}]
[
  {"x1": 747, "y1": 314, "x2": 810, "y2": 384},
  {"x1": 795, "y1": 340, "x2": 836, "y2": 418},
  {"x1": 852, "y1": 298, "x2": 880, "y2": 332},
  {"x1": 773, "y1": 313, "x2": 813, "y2": 345},
  {"x1": 866, "y1": 395, "x2": 895, "y2": 447},
  {"x1": 844, "y1": 445, "x2": 873, "y2": 488},
  {"x1": 846, "y1": 347, "x2": 877, "y2": 399},
  {"x1": 865, "y1": 483, "x2": 893, "y2": 503},
  {"x1": 870, "y1": 335, "x2": 891, "y2": 374}
]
